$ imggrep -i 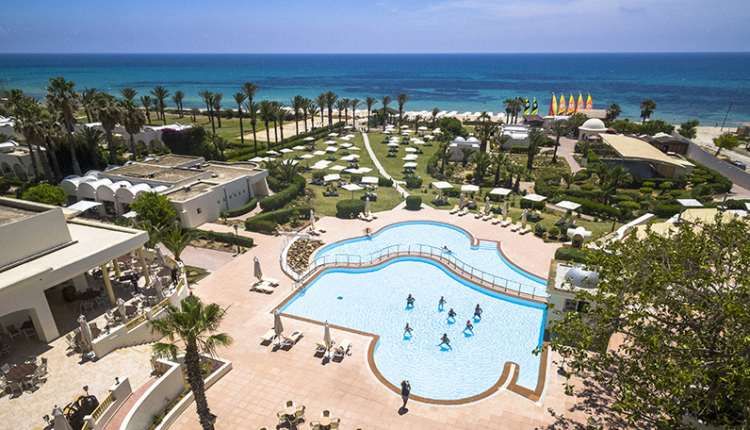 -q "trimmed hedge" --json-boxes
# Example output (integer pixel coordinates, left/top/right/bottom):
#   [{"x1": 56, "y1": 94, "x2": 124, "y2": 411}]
[
  {"x1": 223, "y1": 198, "x2": 257, "y2": 218},
  {"x1": 405, "y1": 178, "x2": 423, "y2": 189},
  {"x1": 405, "y1": 196, "x2": 422, "y2": 210},
  {"x1": 511, "y1": 146, "x2": 529, "y2": 154},
  {"x1": 520, "y1": 199, "x2": 546, "y2": 210},
  {"x1": 336, "y1": 199, "x2": 366, "y2": 218},
  {"x1": 259, "y1": 175, "x2": 306, "y2": 212},
  {"x1": 654, "y1": 204, "x2": 681, "y2": 218},
  {"x1": 199, "y1": 230, "x2": 254, "y2": 248},
  {"x1": 564, "y1": 196, "x2": 621, "y2": 219},
  {"x1": 555, "y1": 247, "x2": 590, "y2": 264},
  {"x1": 378, "y1": 177, "x2": 394, "y2": 187},
  {"x1": 245, "y1": 205, "x2": 313, "y2": 232}
]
